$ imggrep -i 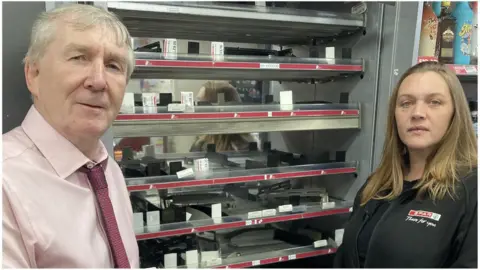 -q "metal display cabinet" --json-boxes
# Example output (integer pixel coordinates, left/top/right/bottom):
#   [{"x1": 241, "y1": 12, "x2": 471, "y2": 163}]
[
  {"x1": 26, "y1": 1, "x2": 424, "y2": 268},
  {"x1": 101, "y1": 1, "x2": 410, "y2": 268}
]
